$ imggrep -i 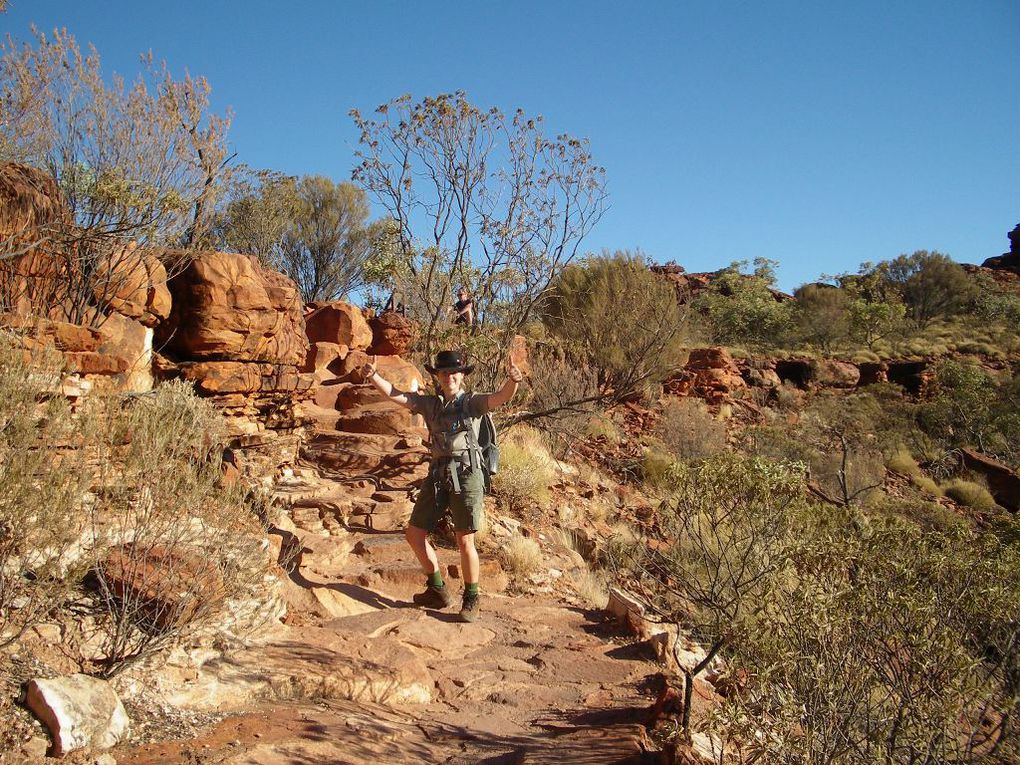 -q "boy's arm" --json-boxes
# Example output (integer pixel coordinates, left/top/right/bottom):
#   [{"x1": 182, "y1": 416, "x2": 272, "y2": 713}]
[
  {"x1": 479, "y1": 355, "x2": 524, "y2": 410},
  {"x1": 360, "y1": 355, "x2": 414, "y2": 410}
]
